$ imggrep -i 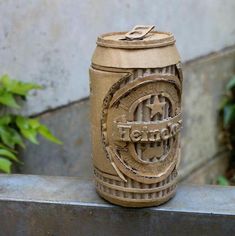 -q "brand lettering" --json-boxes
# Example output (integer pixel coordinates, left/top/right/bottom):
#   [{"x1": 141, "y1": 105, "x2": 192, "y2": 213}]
[{"x1": 117, "y1": 120, "x2": 182, "y2": 142}]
